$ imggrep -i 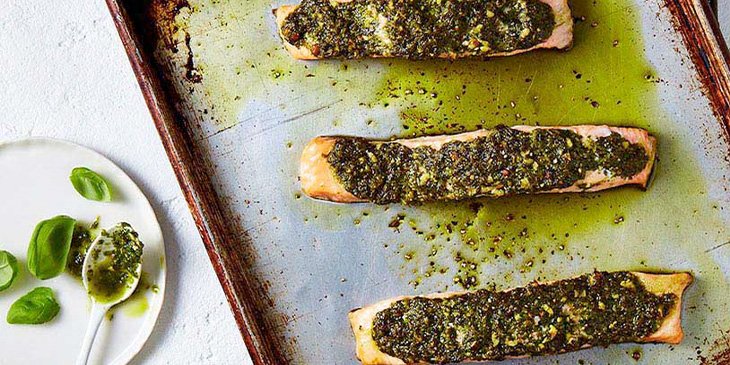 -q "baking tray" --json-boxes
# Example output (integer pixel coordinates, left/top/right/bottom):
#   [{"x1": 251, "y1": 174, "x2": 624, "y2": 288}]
[{"x1": 105, "y1": 0, "x2": 730, "y2": 363}]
